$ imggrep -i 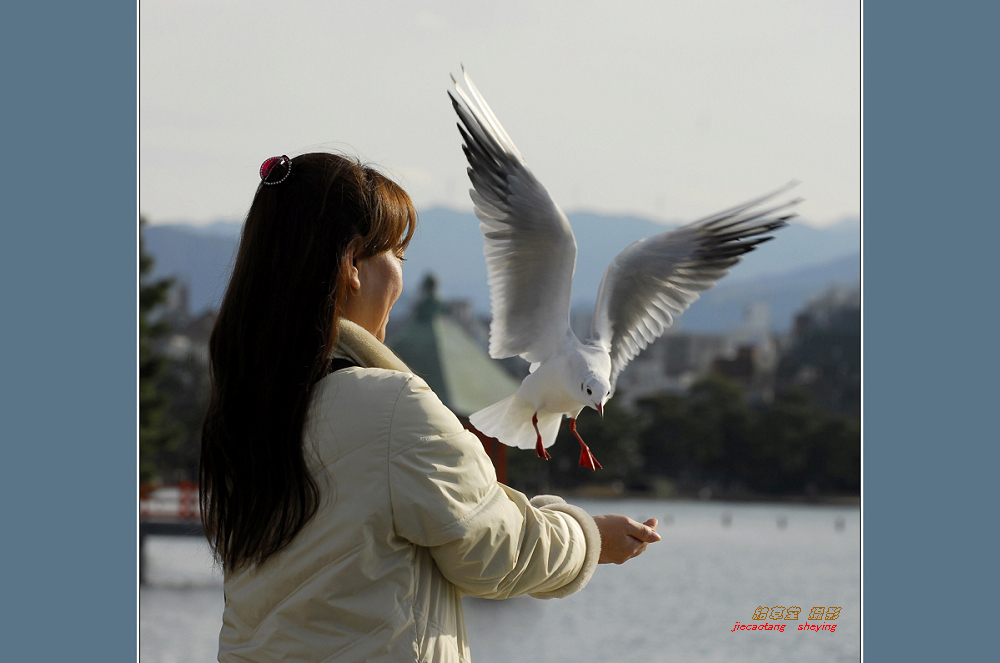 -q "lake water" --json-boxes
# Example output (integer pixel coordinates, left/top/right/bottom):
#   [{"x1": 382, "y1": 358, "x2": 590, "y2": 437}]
[{"x1": 139, "y1": 499, "x2": 860, "y2": 662}]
